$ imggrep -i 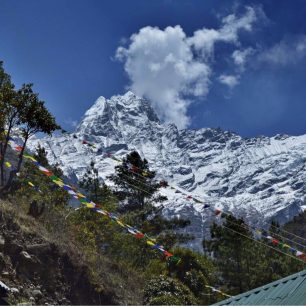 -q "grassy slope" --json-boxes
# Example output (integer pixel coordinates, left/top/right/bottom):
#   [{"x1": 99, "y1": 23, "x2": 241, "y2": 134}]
[{"x1": 0, "y1": 198, "x2": 143, "y2": 305}]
